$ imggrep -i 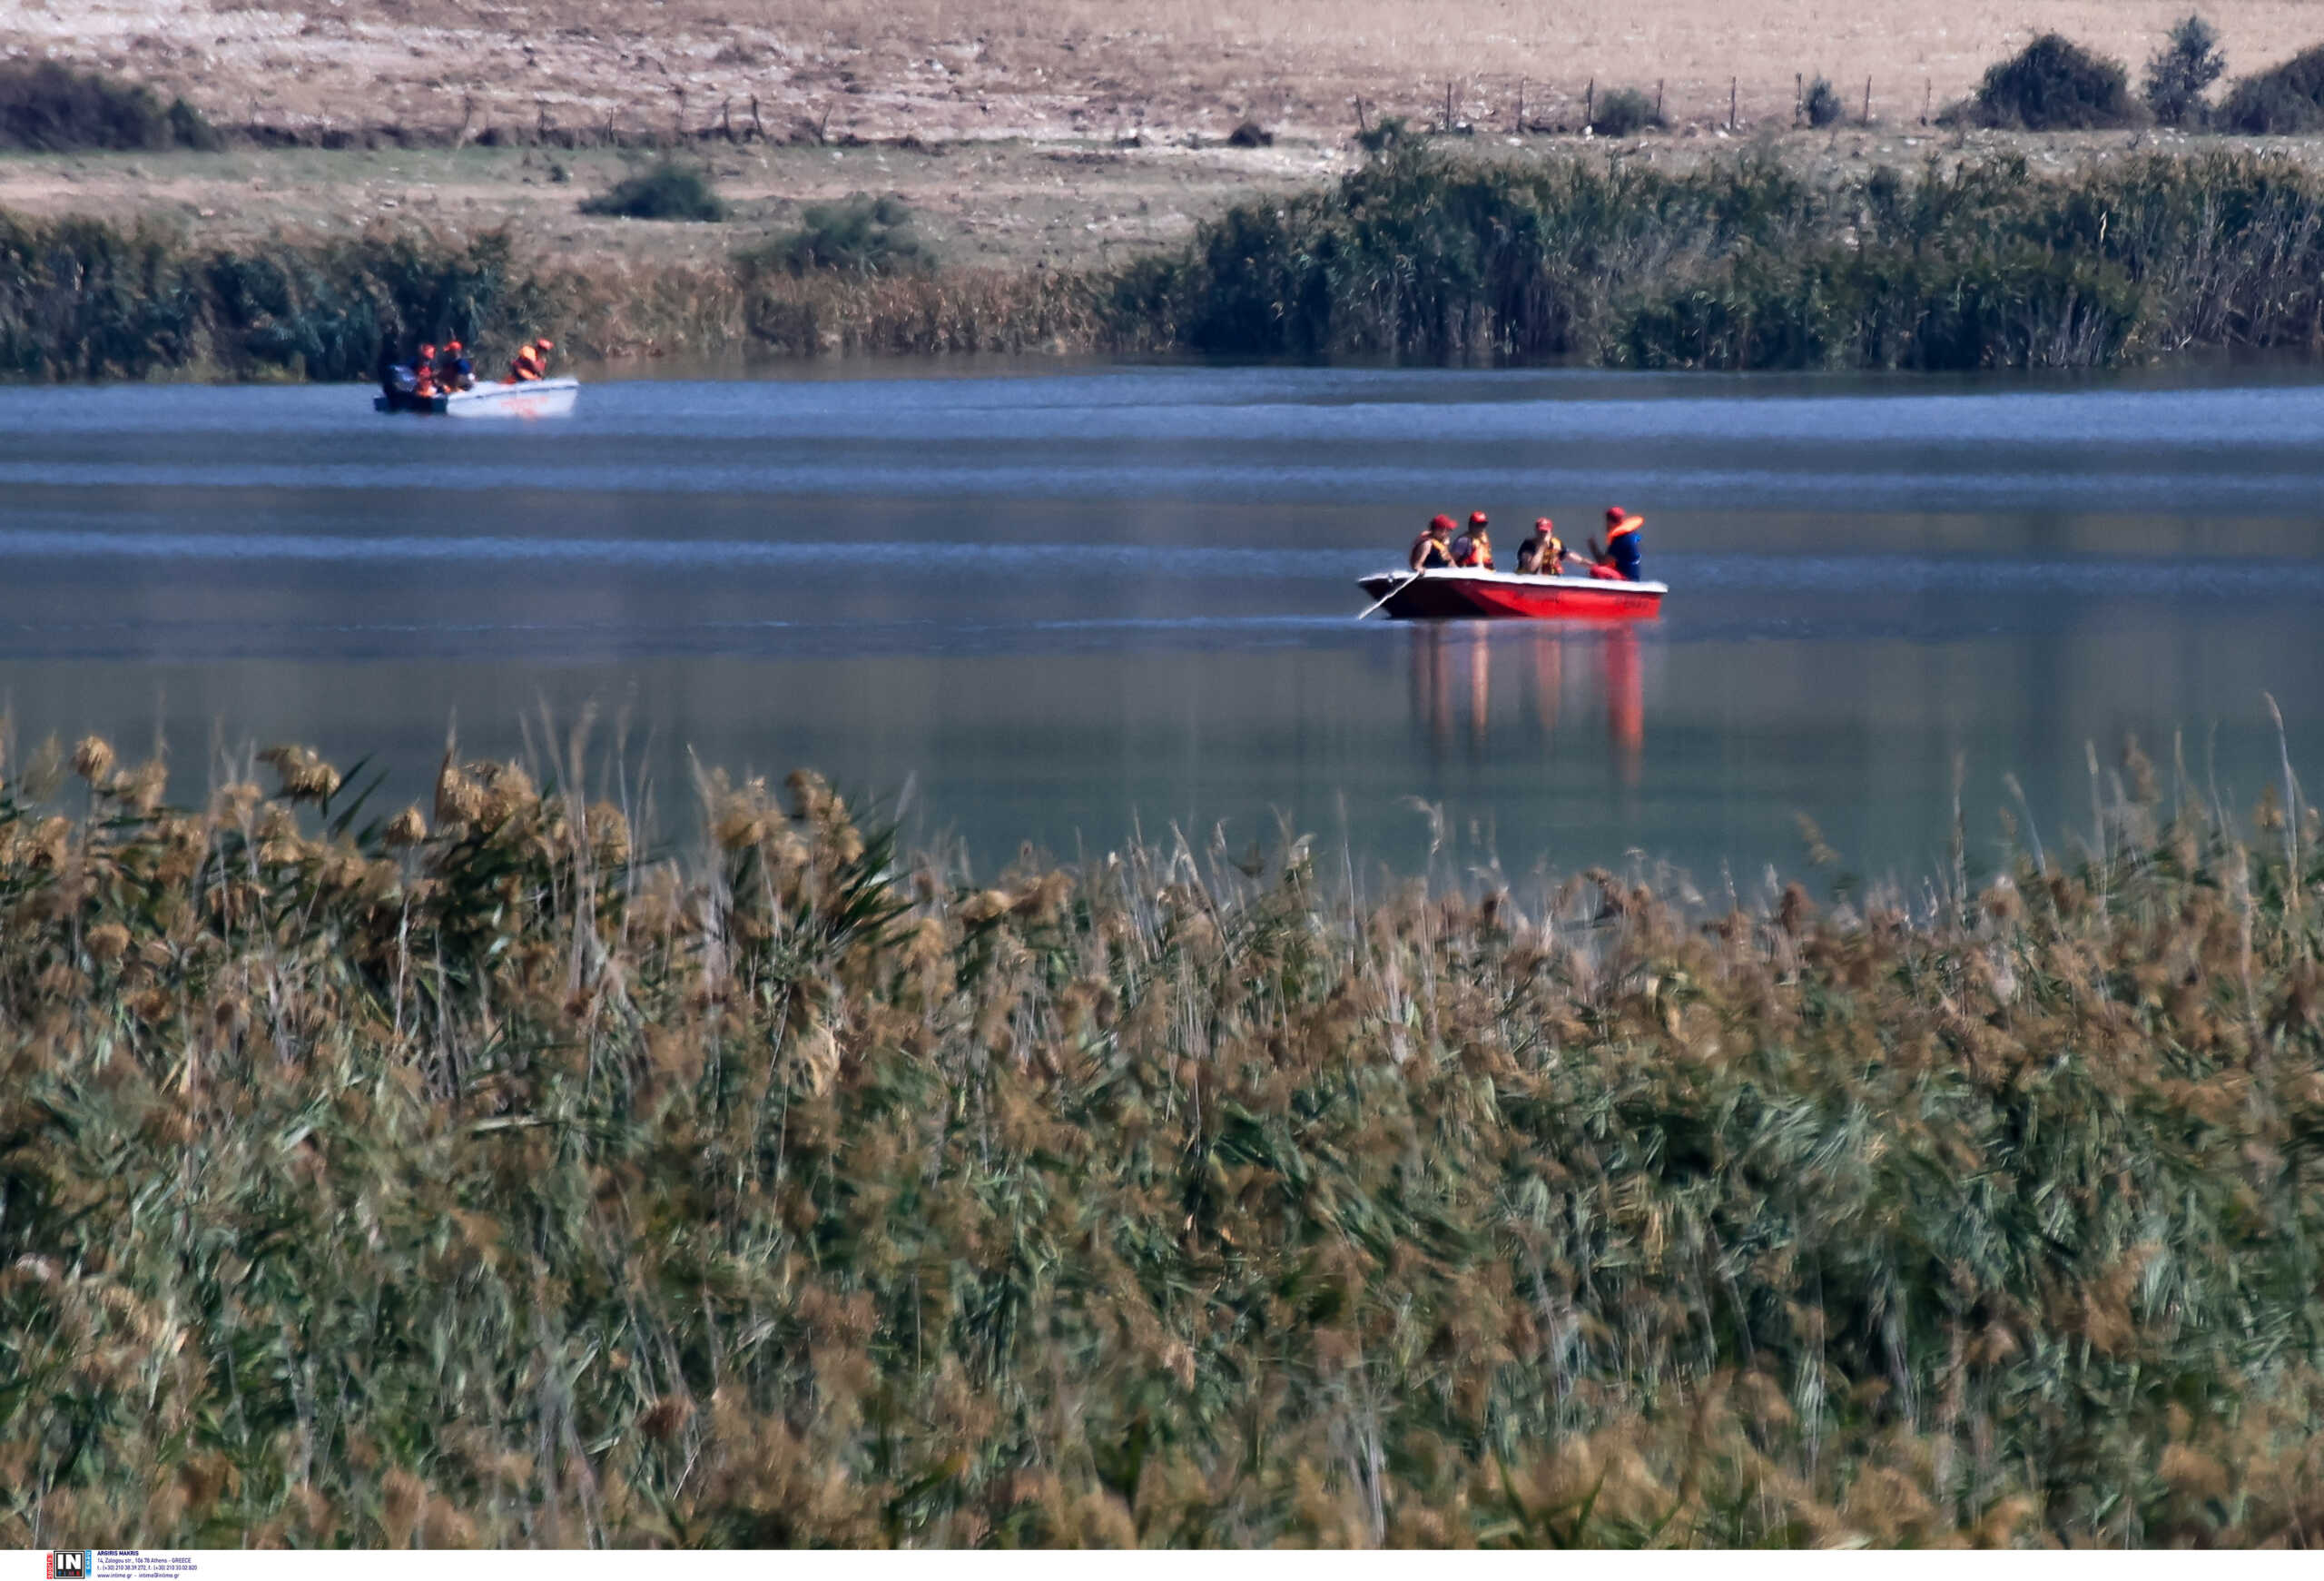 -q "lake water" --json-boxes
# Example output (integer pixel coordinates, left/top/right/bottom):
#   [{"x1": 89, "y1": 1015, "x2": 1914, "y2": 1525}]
[{"x1": 3, "y1": 362, "x2": 2319, "y2": 888}]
